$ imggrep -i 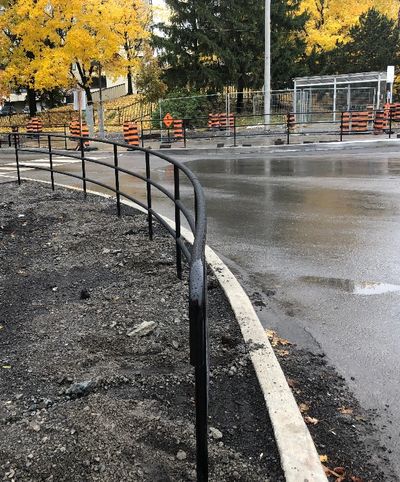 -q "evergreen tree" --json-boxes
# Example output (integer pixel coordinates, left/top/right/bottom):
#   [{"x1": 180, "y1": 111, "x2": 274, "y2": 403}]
[
  {"x1": 329, "y1": 8, "x2": 400, "y2": 74},
  {"x1": 155, "y1": 0, "x2": 308, "y2": 94}
]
